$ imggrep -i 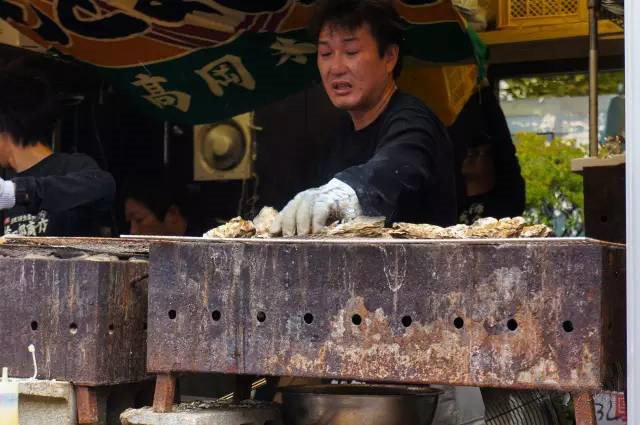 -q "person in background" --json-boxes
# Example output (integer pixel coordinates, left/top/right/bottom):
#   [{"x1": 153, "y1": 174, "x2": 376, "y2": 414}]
[
  {"x1": 604, "y1": 82, "x2": 625, "y2": 139},
  {"x1": 448, "y1": 85, "x2": 526, "y2": 224},
  {"x1": 0, "y1": 61, "x2": 115, "y2": 237},
  {"x1": 124, "y1": 180, "x2": 200, "y2": 236}
]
